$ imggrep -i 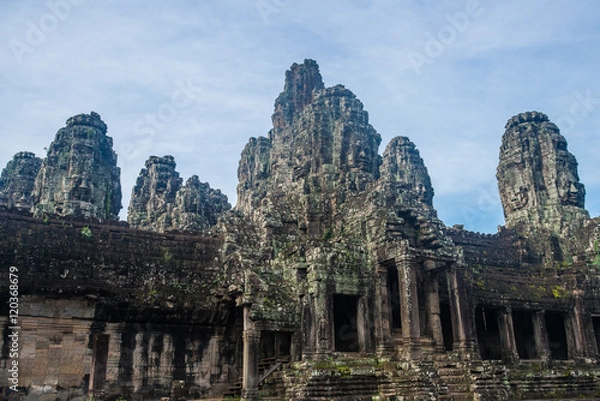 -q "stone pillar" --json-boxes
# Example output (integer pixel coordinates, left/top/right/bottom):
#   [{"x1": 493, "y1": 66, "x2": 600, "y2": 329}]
[
  {"x1": 498, "y1": 307, "x2": 519, "y2": 363},
  {"x1": 398, "y1": 252, "x2": 421, "y2": 359},
  {"x1": 532, "y1": 311, "x2": 551, "y2": 362},
  {"x1": 375, "y1": 264, "x2": 394, "y2": 354},
  {"x1": 356, "y1": 295, "x2": 370, "y2": 352},
  {"x1": 210, "y1": 328, "x2": 225, "y2": 377},
  {"x1": 425, "y1": 272, "x2": 444, "y2": 352},
  {"x1": 241, "y1": 306, "x2": 260, "y2": 401},
  {"x1": 568, "y1": 295, "x2": 586, "y2": 360},
  {"x1": 316, "y1": 283, "x2": 333, "y2": 357},
  {"x1": 448, "y1": 265, "x2": 473, "y2": 356},
  {"x1": 301, "y1": 294, "x2": 316, "y2": 358}
]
